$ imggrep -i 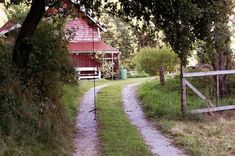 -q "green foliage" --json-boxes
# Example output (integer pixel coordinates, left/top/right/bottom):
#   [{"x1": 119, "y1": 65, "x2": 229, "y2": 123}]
[
  {"x1": 128, "y1": 71, "x2": 149, "y2": 78},
  {"x1": 136, "y1": 47, "x2": 179, "y2": 76},
  {"x1": 28, "y1": 20, "x2": 75, "y2": 85},
  {"x1": 101, "y1": 13, "x2": 161, "y2": 70},
  {"x1": 194, "y1": 0, "x2": 233, "y2": 73},
  {"x1": 138, "y1": 77, "x2": 206, "y2": 119},
  {"x1": 0, "y1": 18, "x2": 75, "y2": 155},
  {"x1": 138, "y1": 75, "x2": 235, "y2": 119},
  {"x1": 138, "y1": 78, "x2": 235, "y2": 156},
  {"x1": 101, "y1": 14, "x2": 139, "y2": 70},
  {"x1": 108, "y1": 0, "x2": 233, "y2": 65},
  {"x1": 62, "y1": 85, "x2": 80, "y2": 123},
  {"x1": 7, "y1": 3, "x2": 30, "y2": 23}
]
